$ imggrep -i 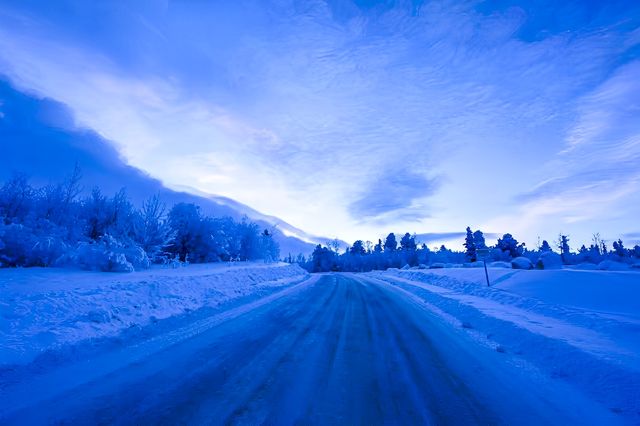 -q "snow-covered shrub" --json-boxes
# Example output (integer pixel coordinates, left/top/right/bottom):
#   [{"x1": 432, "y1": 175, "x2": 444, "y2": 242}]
[
  {"x1": 68, "y1": 241, "x2": 133, "y2": 272},
  {"x1": 536, "y1": 251, "x2": 563, "y2": 269},
  {"x1": 0, "y1": 222, "x2": 67, "y2": 267},
  {"x1": 120, "y1": 244, "x2": 150, "y2": 270},
  {"x1": 0, "y1": 223, "x2": 35, "y2": 266},
  {"x1": 61, "y1": 235, "x2": 148, "y2": 272},
  {"x1": 511, "y1": 257, "x2": 533, "y2": 270},
  {"x1": 132, "y1": 195, "x2": 173, "y2": 260}
]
